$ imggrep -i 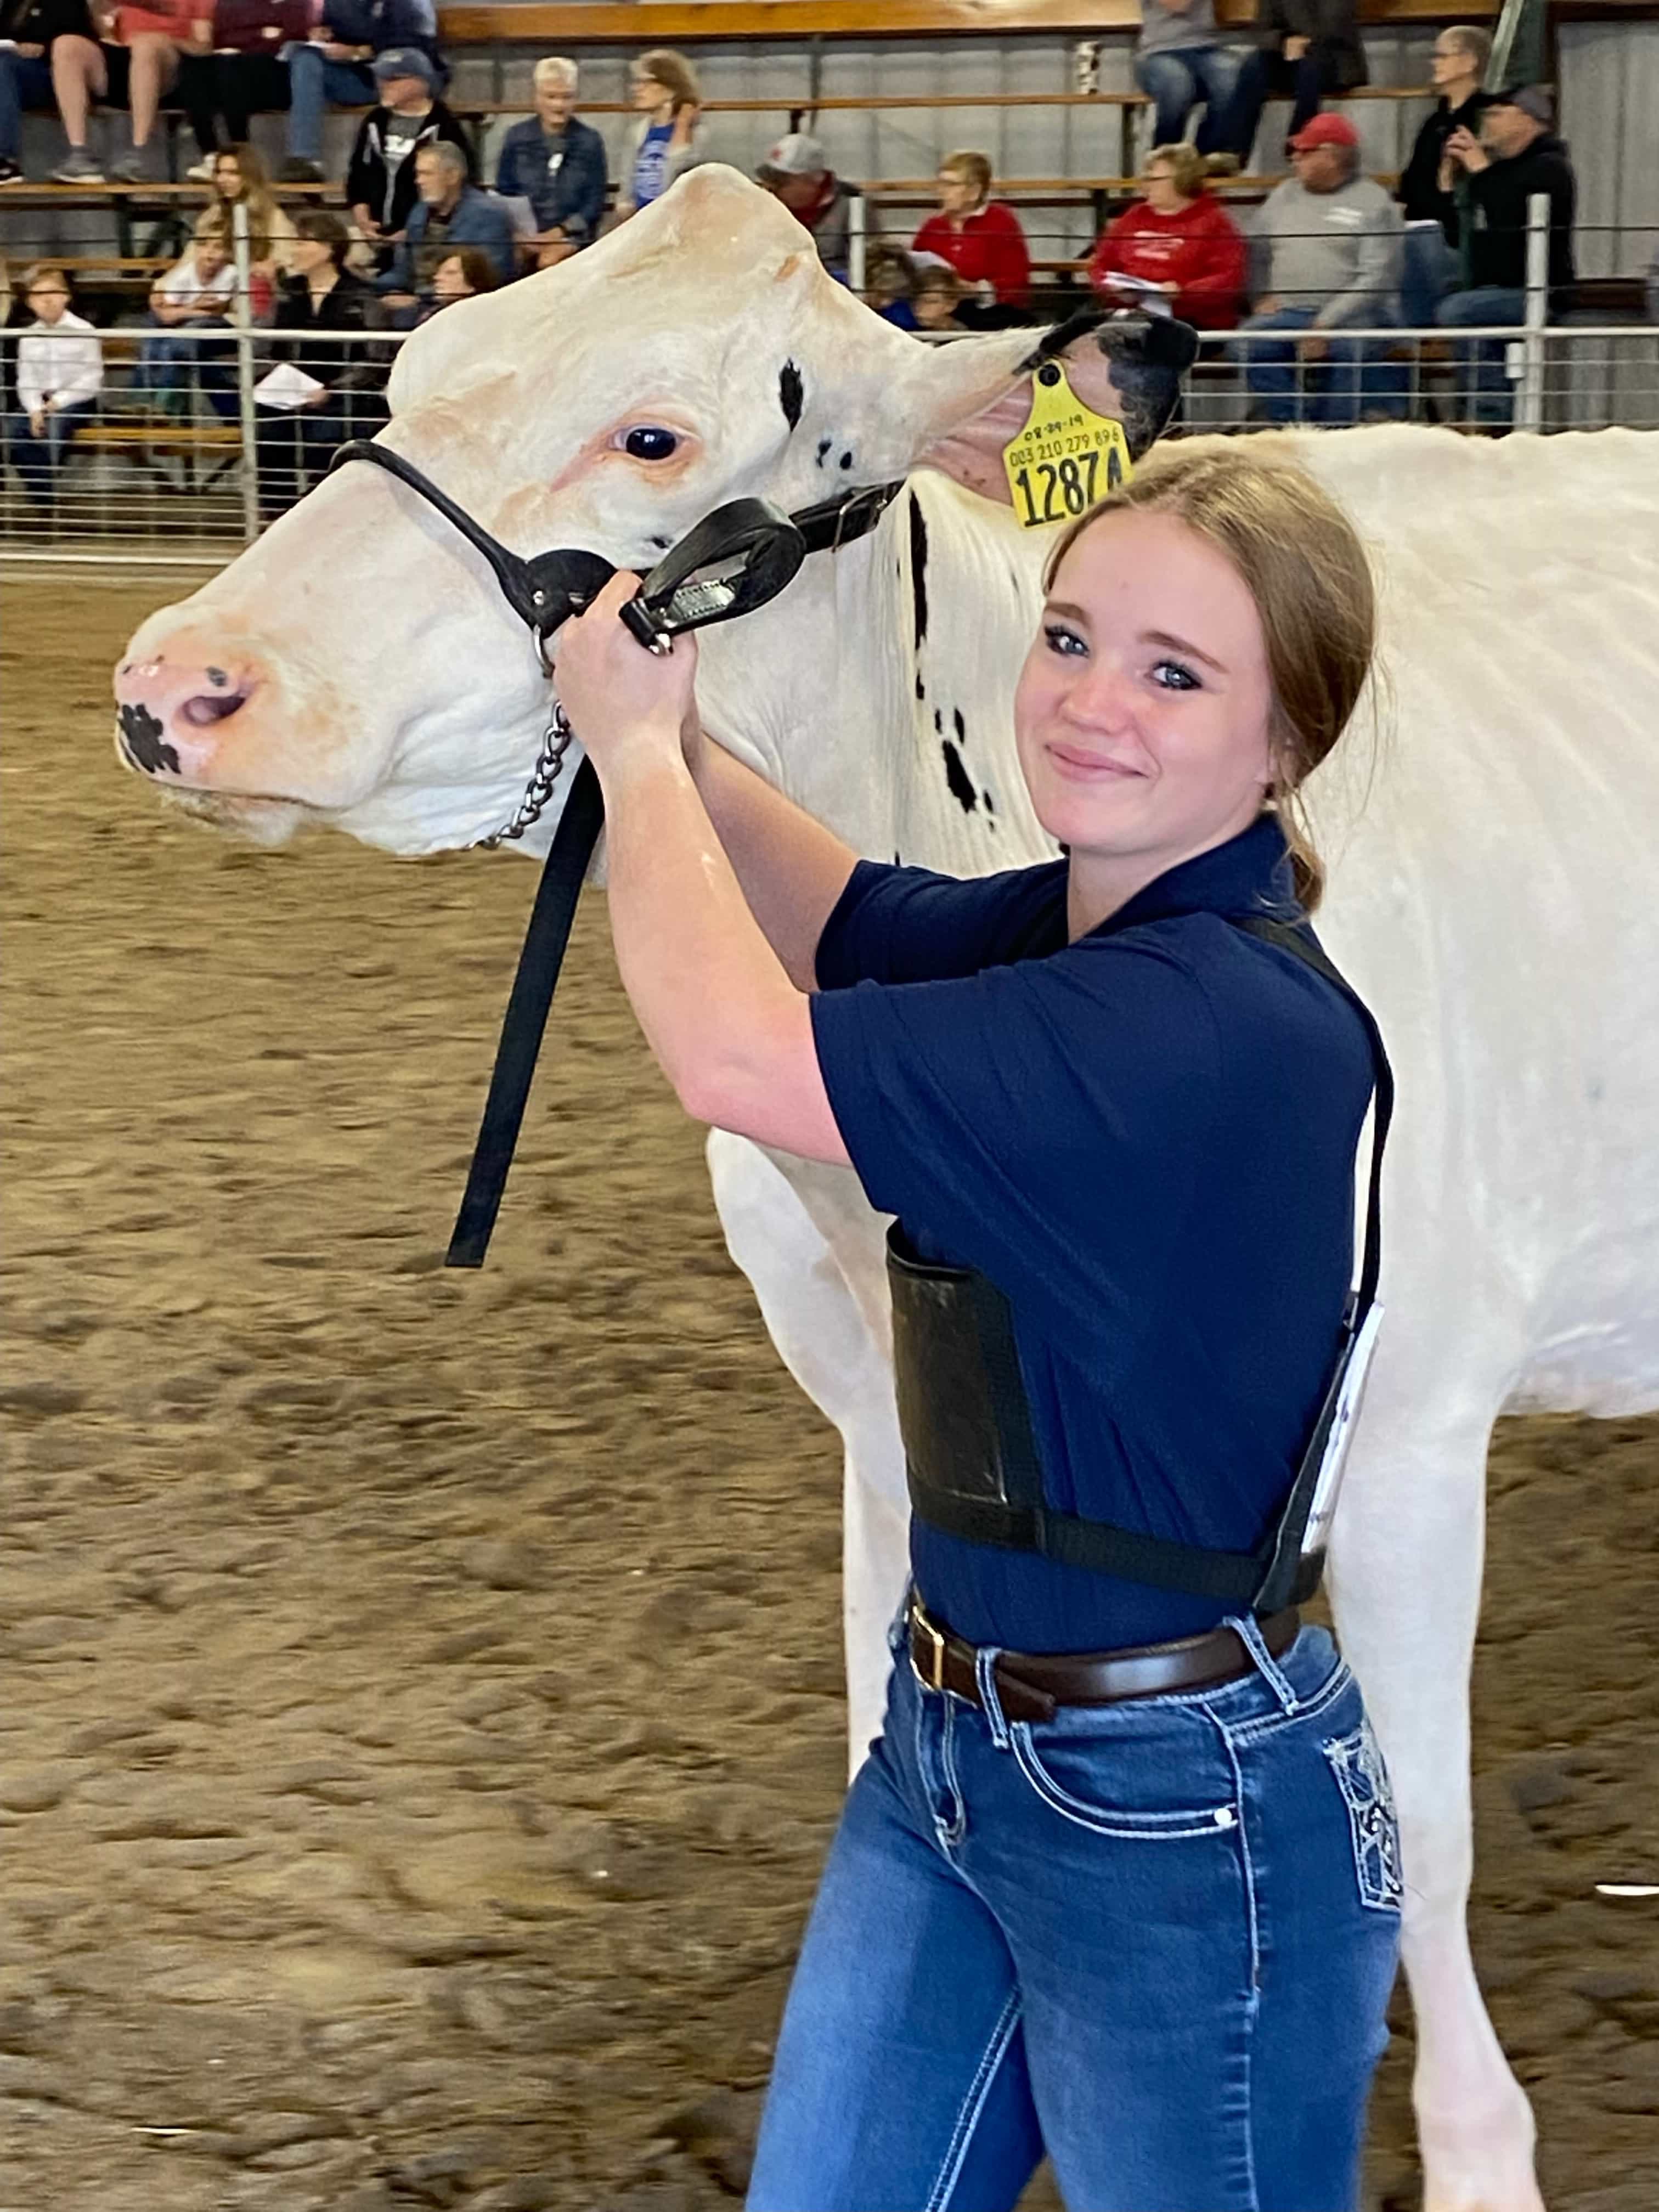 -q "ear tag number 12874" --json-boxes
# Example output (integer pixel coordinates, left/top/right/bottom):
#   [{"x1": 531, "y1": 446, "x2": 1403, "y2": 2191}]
[{"x1": 1001, "y1": 361, "x2": 1132, "y2": 530}]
